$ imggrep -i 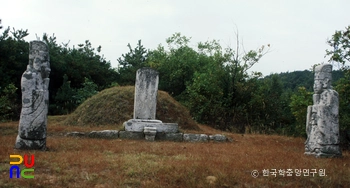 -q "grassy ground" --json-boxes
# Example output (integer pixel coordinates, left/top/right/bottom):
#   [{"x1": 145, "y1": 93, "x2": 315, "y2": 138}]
[{"x1": 0, "y1": 116, "x2": 349, "y2": 188}]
